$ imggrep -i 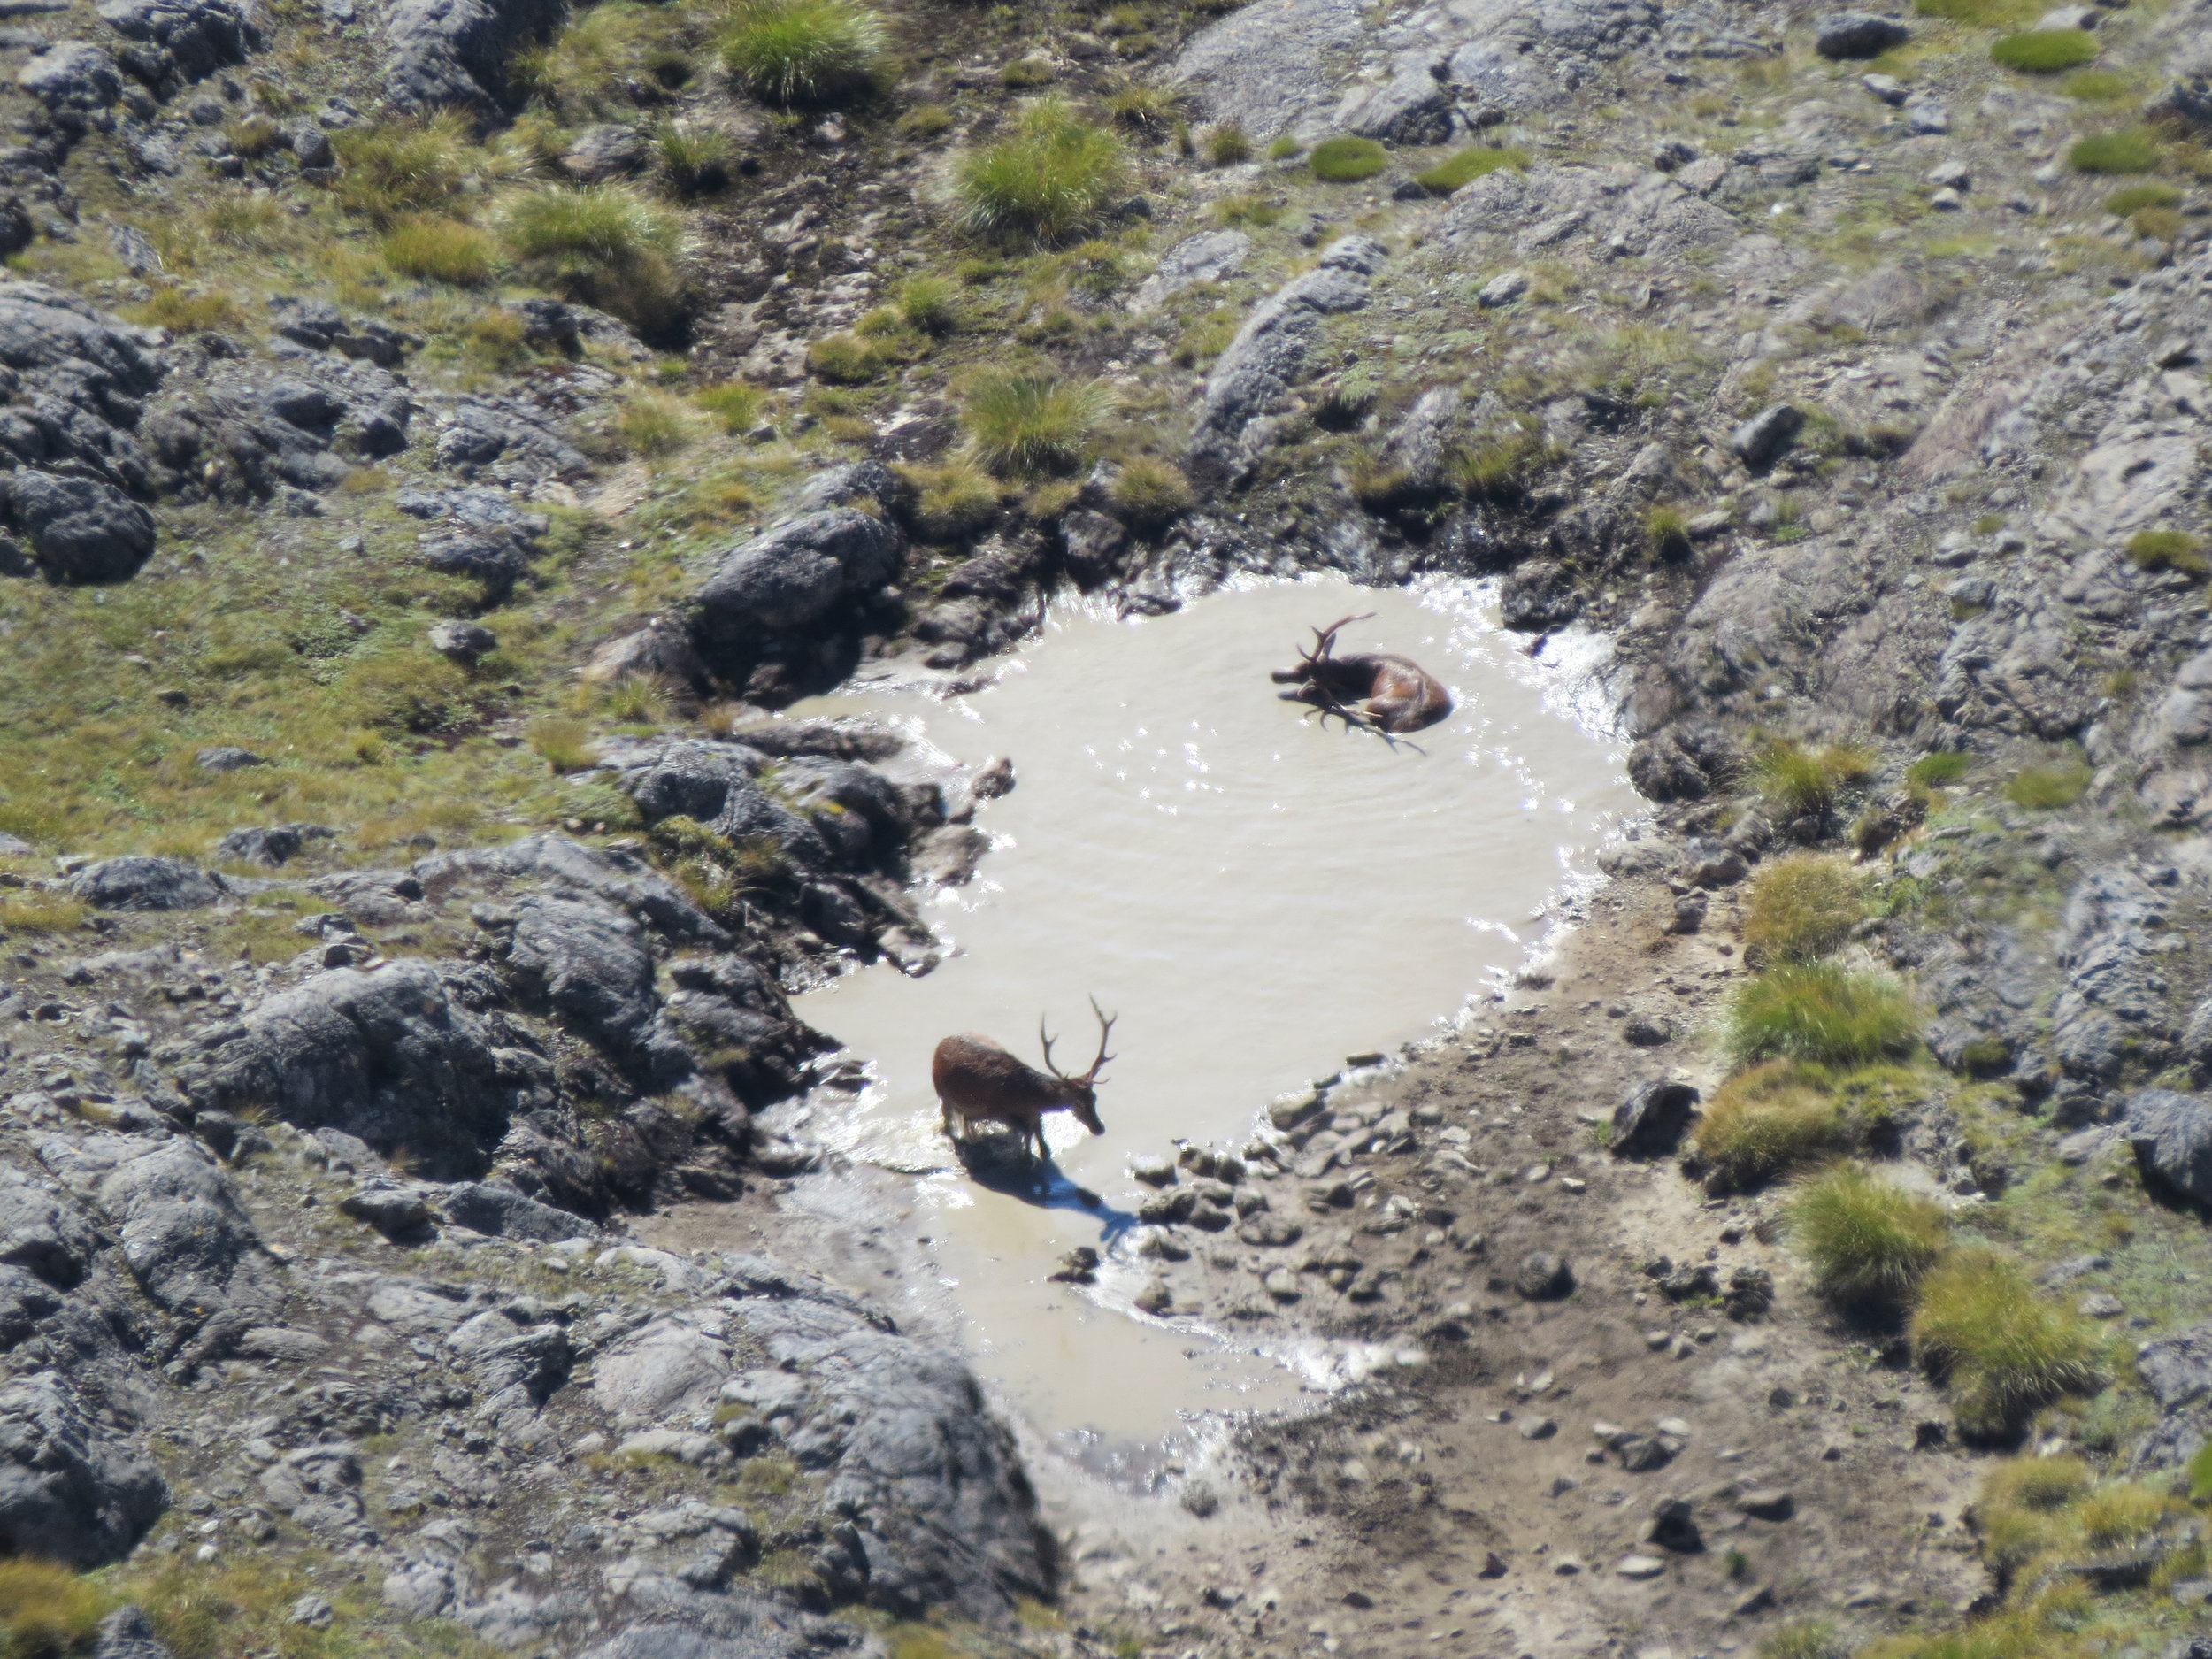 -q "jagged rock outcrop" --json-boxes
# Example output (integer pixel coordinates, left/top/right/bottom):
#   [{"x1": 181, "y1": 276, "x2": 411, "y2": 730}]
[
  {"x1": 0, "y1": 282, "x2": 166, "y2": 581},
  {"x1": 1187, "y1": 236, "x2": 1386, "y2": 485},
  {"x1": 381, "y1": 0, "x2": 564, "y2": 115}
]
